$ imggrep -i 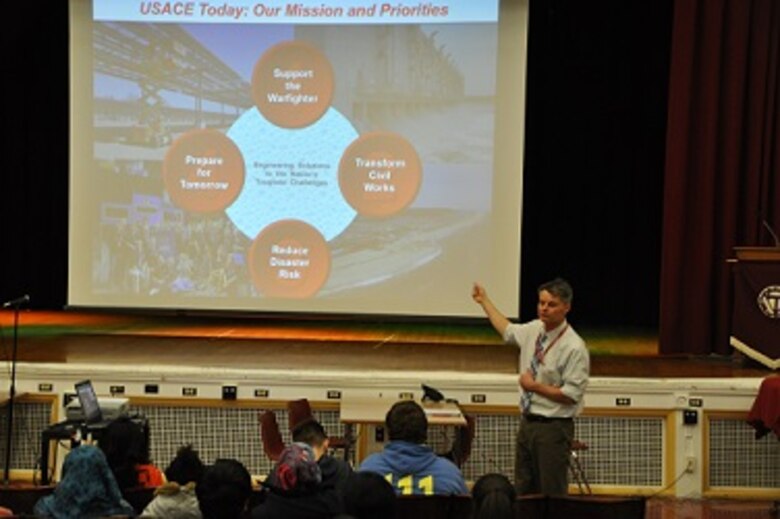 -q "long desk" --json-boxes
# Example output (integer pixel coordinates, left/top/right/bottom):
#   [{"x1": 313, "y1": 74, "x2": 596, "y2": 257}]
[
  {"x1": 340, "y1": 397, "x2": 466, "y2": 463},
  {"x1": 341, "y1": 397, "x2": 466, "y2": 426}
]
